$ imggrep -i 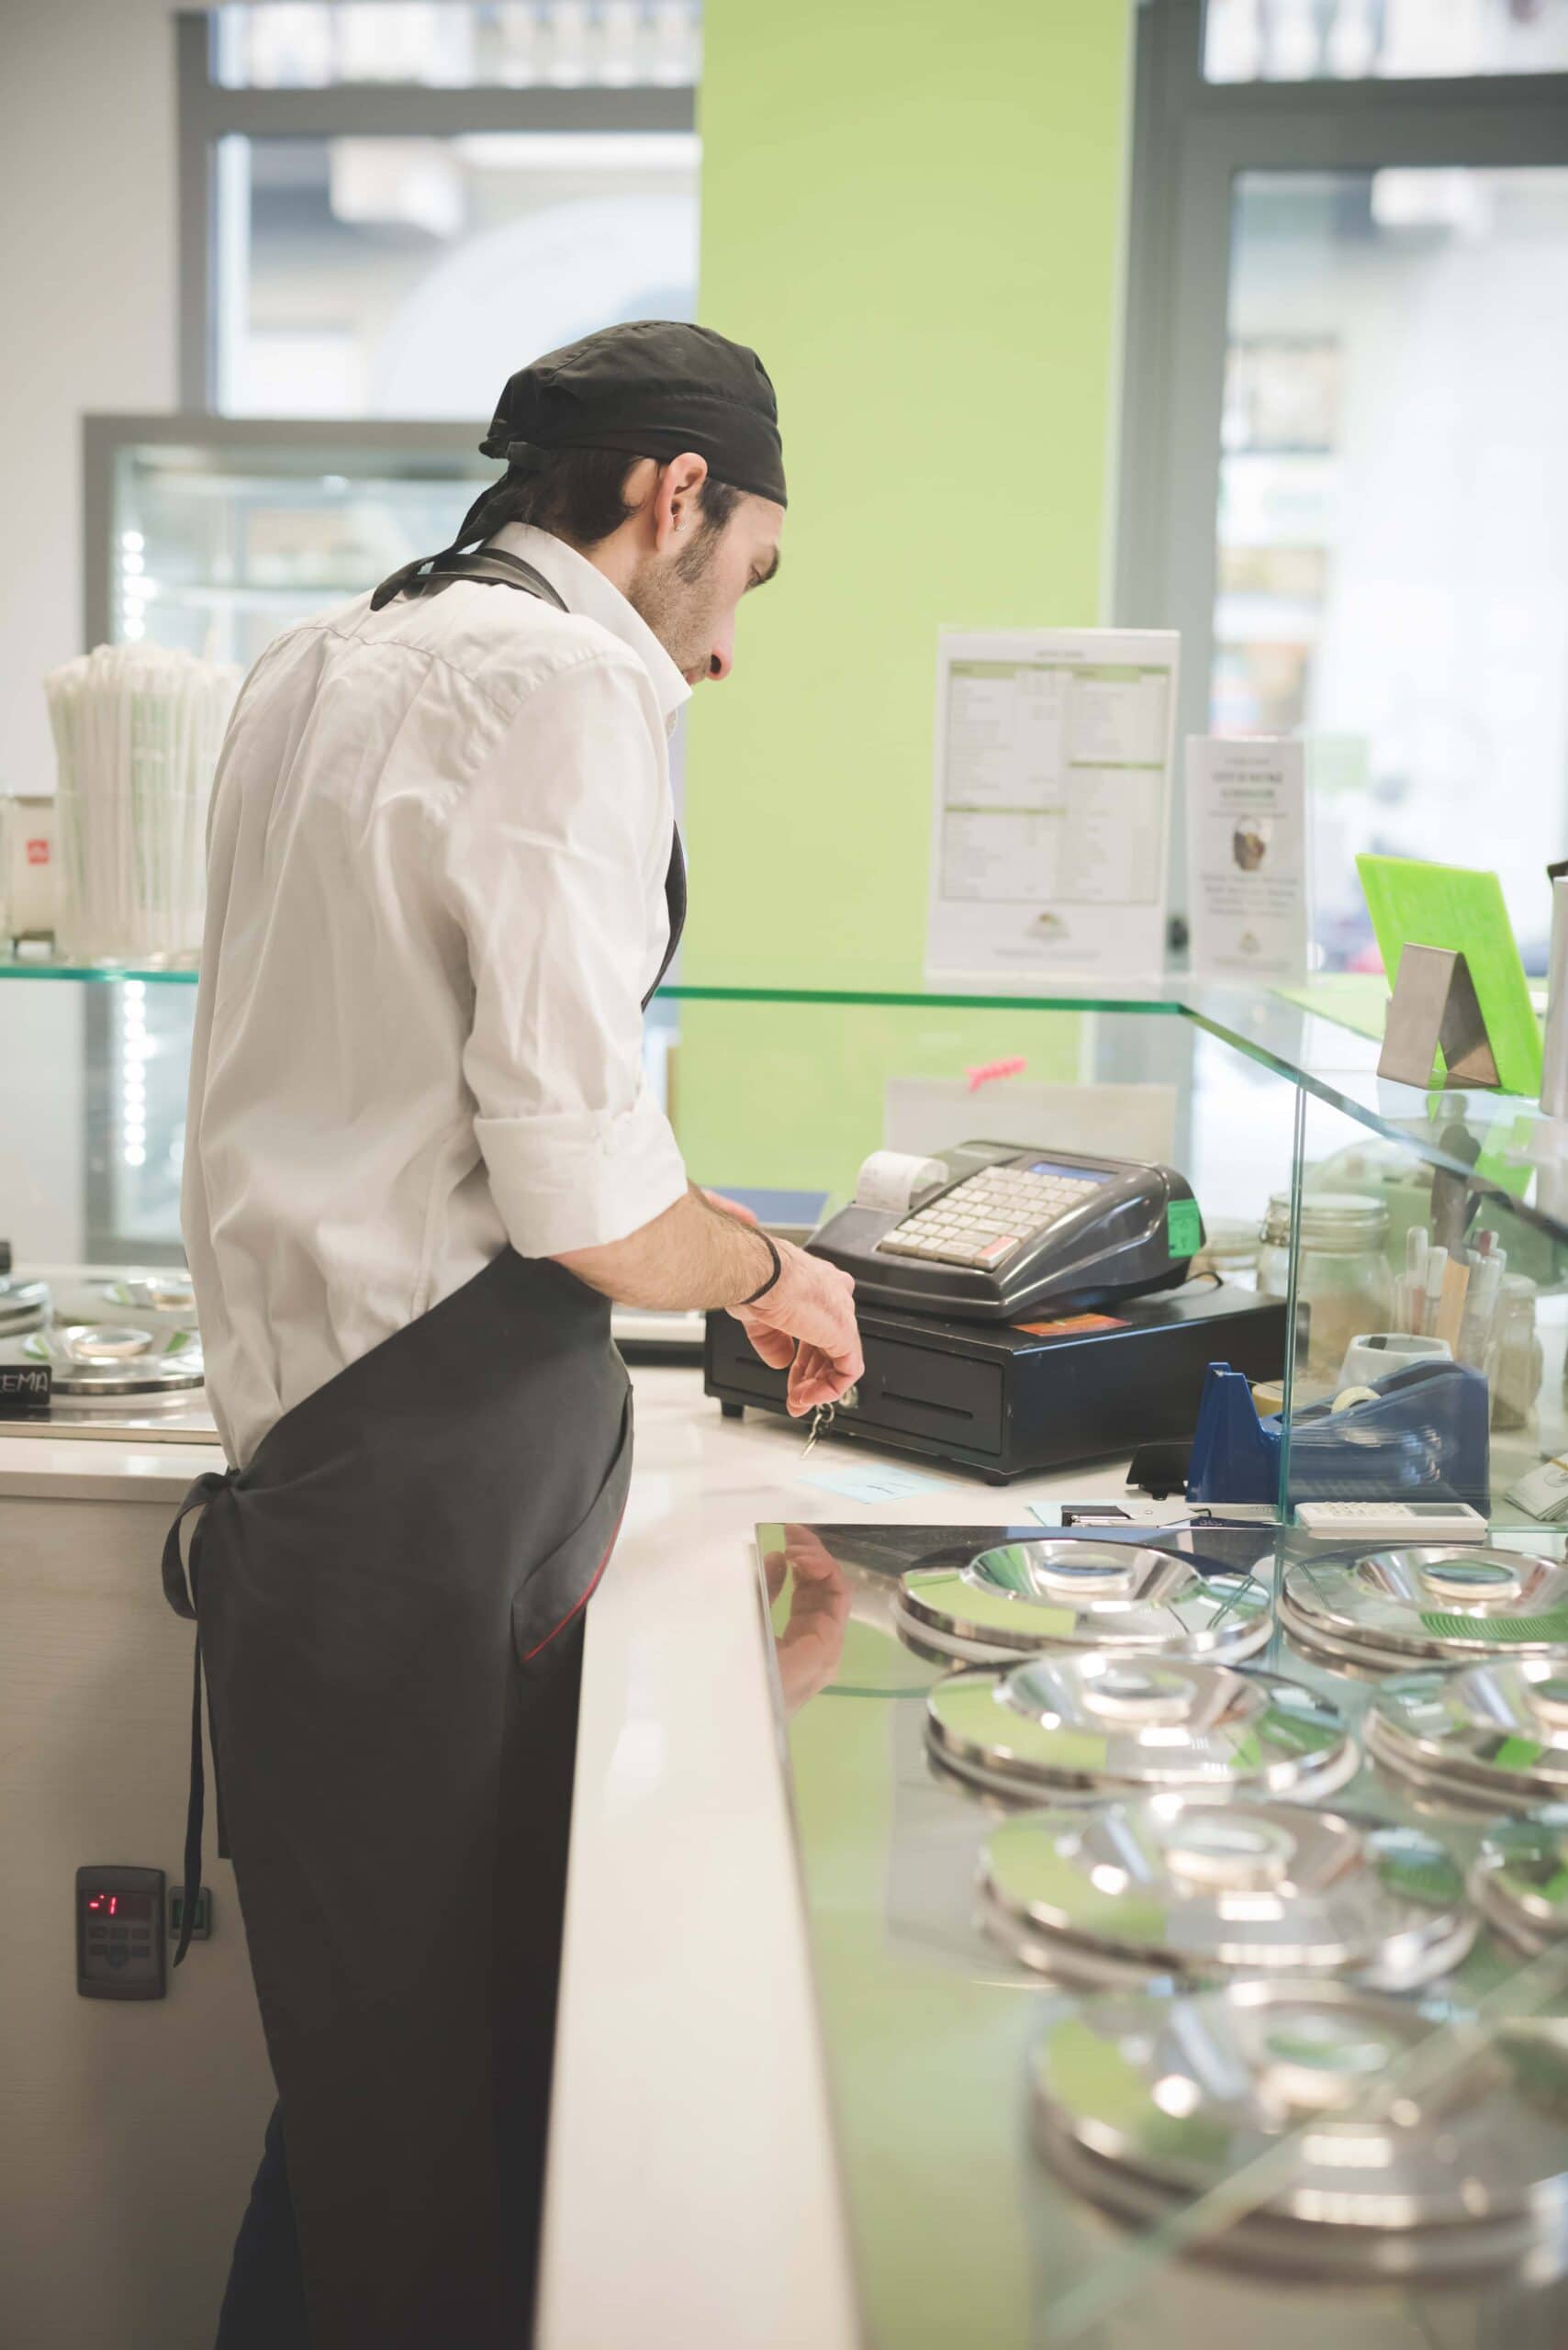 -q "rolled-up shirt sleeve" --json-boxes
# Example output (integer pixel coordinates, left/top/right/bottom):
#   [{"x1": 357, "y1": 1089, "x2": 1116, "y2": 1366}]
[{"x1": 440, "y1": 647, "x2": 689, "y2": 1258}]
